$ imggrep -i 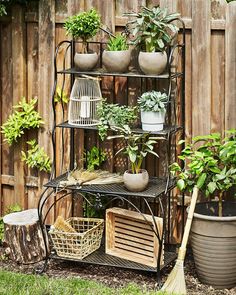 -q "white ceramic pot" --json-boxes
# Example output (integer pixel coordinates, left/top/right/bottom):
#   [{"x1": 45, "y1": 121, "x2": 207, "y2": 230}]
[
  {"x1": 74, "y1": 52, "x2": 98, "y2": 71},
  {"x1": 138, "y1": 51, "x2": 167, "y2": 75},
  {"x1": 102, "y1": 49, "x2": 131, "y2": 73},
  {"x1": 123, "y1": 169, "x2": 149, "y2": 192},
  {"x1": 141, "y1": 110, "x2": 166, "y2": 131}
]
